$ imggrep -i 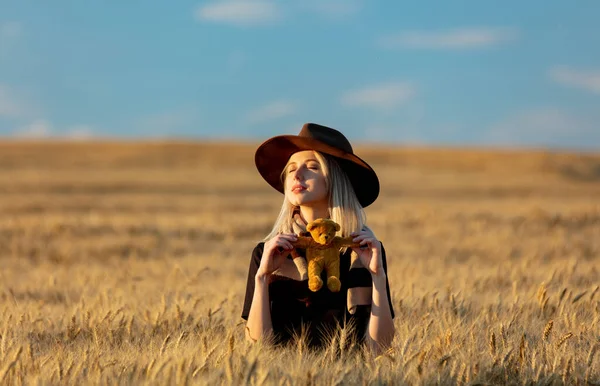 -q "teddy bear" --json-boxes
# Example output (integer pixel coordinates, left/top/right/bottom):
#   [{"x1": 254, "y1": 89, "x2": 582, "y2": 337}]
[{"x1": 291, "y1": 218, "x2": 360, "y2": 292}]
